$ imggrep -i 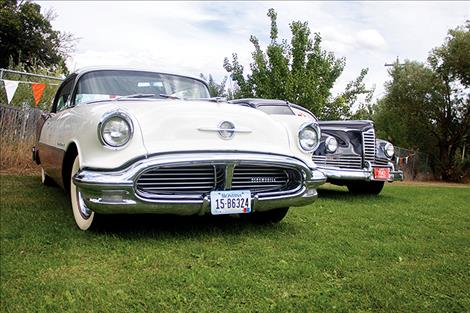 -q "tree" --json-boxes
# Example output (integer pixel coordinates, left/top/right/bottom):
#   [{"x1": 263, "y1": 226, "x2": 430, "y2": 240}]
[
  {"x1": 374, "y1": 22, "x2": 470, "y2": 181},
  {"x1": 0, "y1": 0, "x2": 75, "y2": 73},
  {"x1": 223, "y1": 8, "x2": 372, "y2": 119},
  {"x1": 429, "y1": 22, "x2": 470, "y2": 87},
  {"x1": 199, "y1": 73, "x2": 228, "y2": 97}
]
